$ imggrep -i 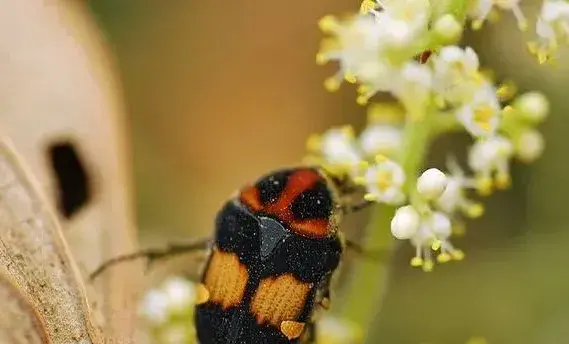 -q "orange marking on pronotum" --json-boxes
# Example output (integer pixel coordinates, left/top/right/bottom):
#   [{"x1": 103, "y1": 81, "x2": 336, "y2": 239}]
[
  {"x1": 239, "y1": 169, "x2": 331, "y2": 238},
  {"x1": 239, "y1": 185, "x2": 262, "y2": 211},
  {"x1": 265, "y1": 169, "x2": 322, "y2": 217}
]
